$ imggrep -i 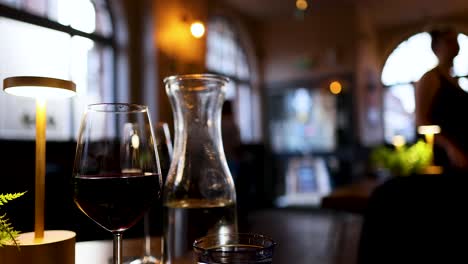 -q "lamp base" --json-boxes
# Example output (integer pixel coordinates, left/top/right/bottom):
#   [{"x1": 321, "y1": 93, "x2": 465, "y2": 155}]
[
  {"x1": 0, "y1": 230, "x2": 76, "y2": 264},
  {"x1": 422, "y1": 165, "x2": 443, "y2": 175}
]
